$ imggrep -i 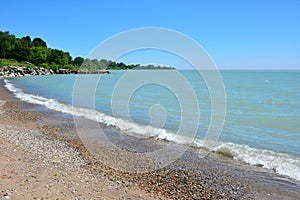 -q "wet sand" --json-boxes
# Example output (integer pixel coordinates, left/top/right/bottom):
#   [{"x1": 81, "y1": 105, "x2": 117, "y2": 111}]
[{"x1": 0, "y1": 78, "x2": 299, "y2": 199}]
